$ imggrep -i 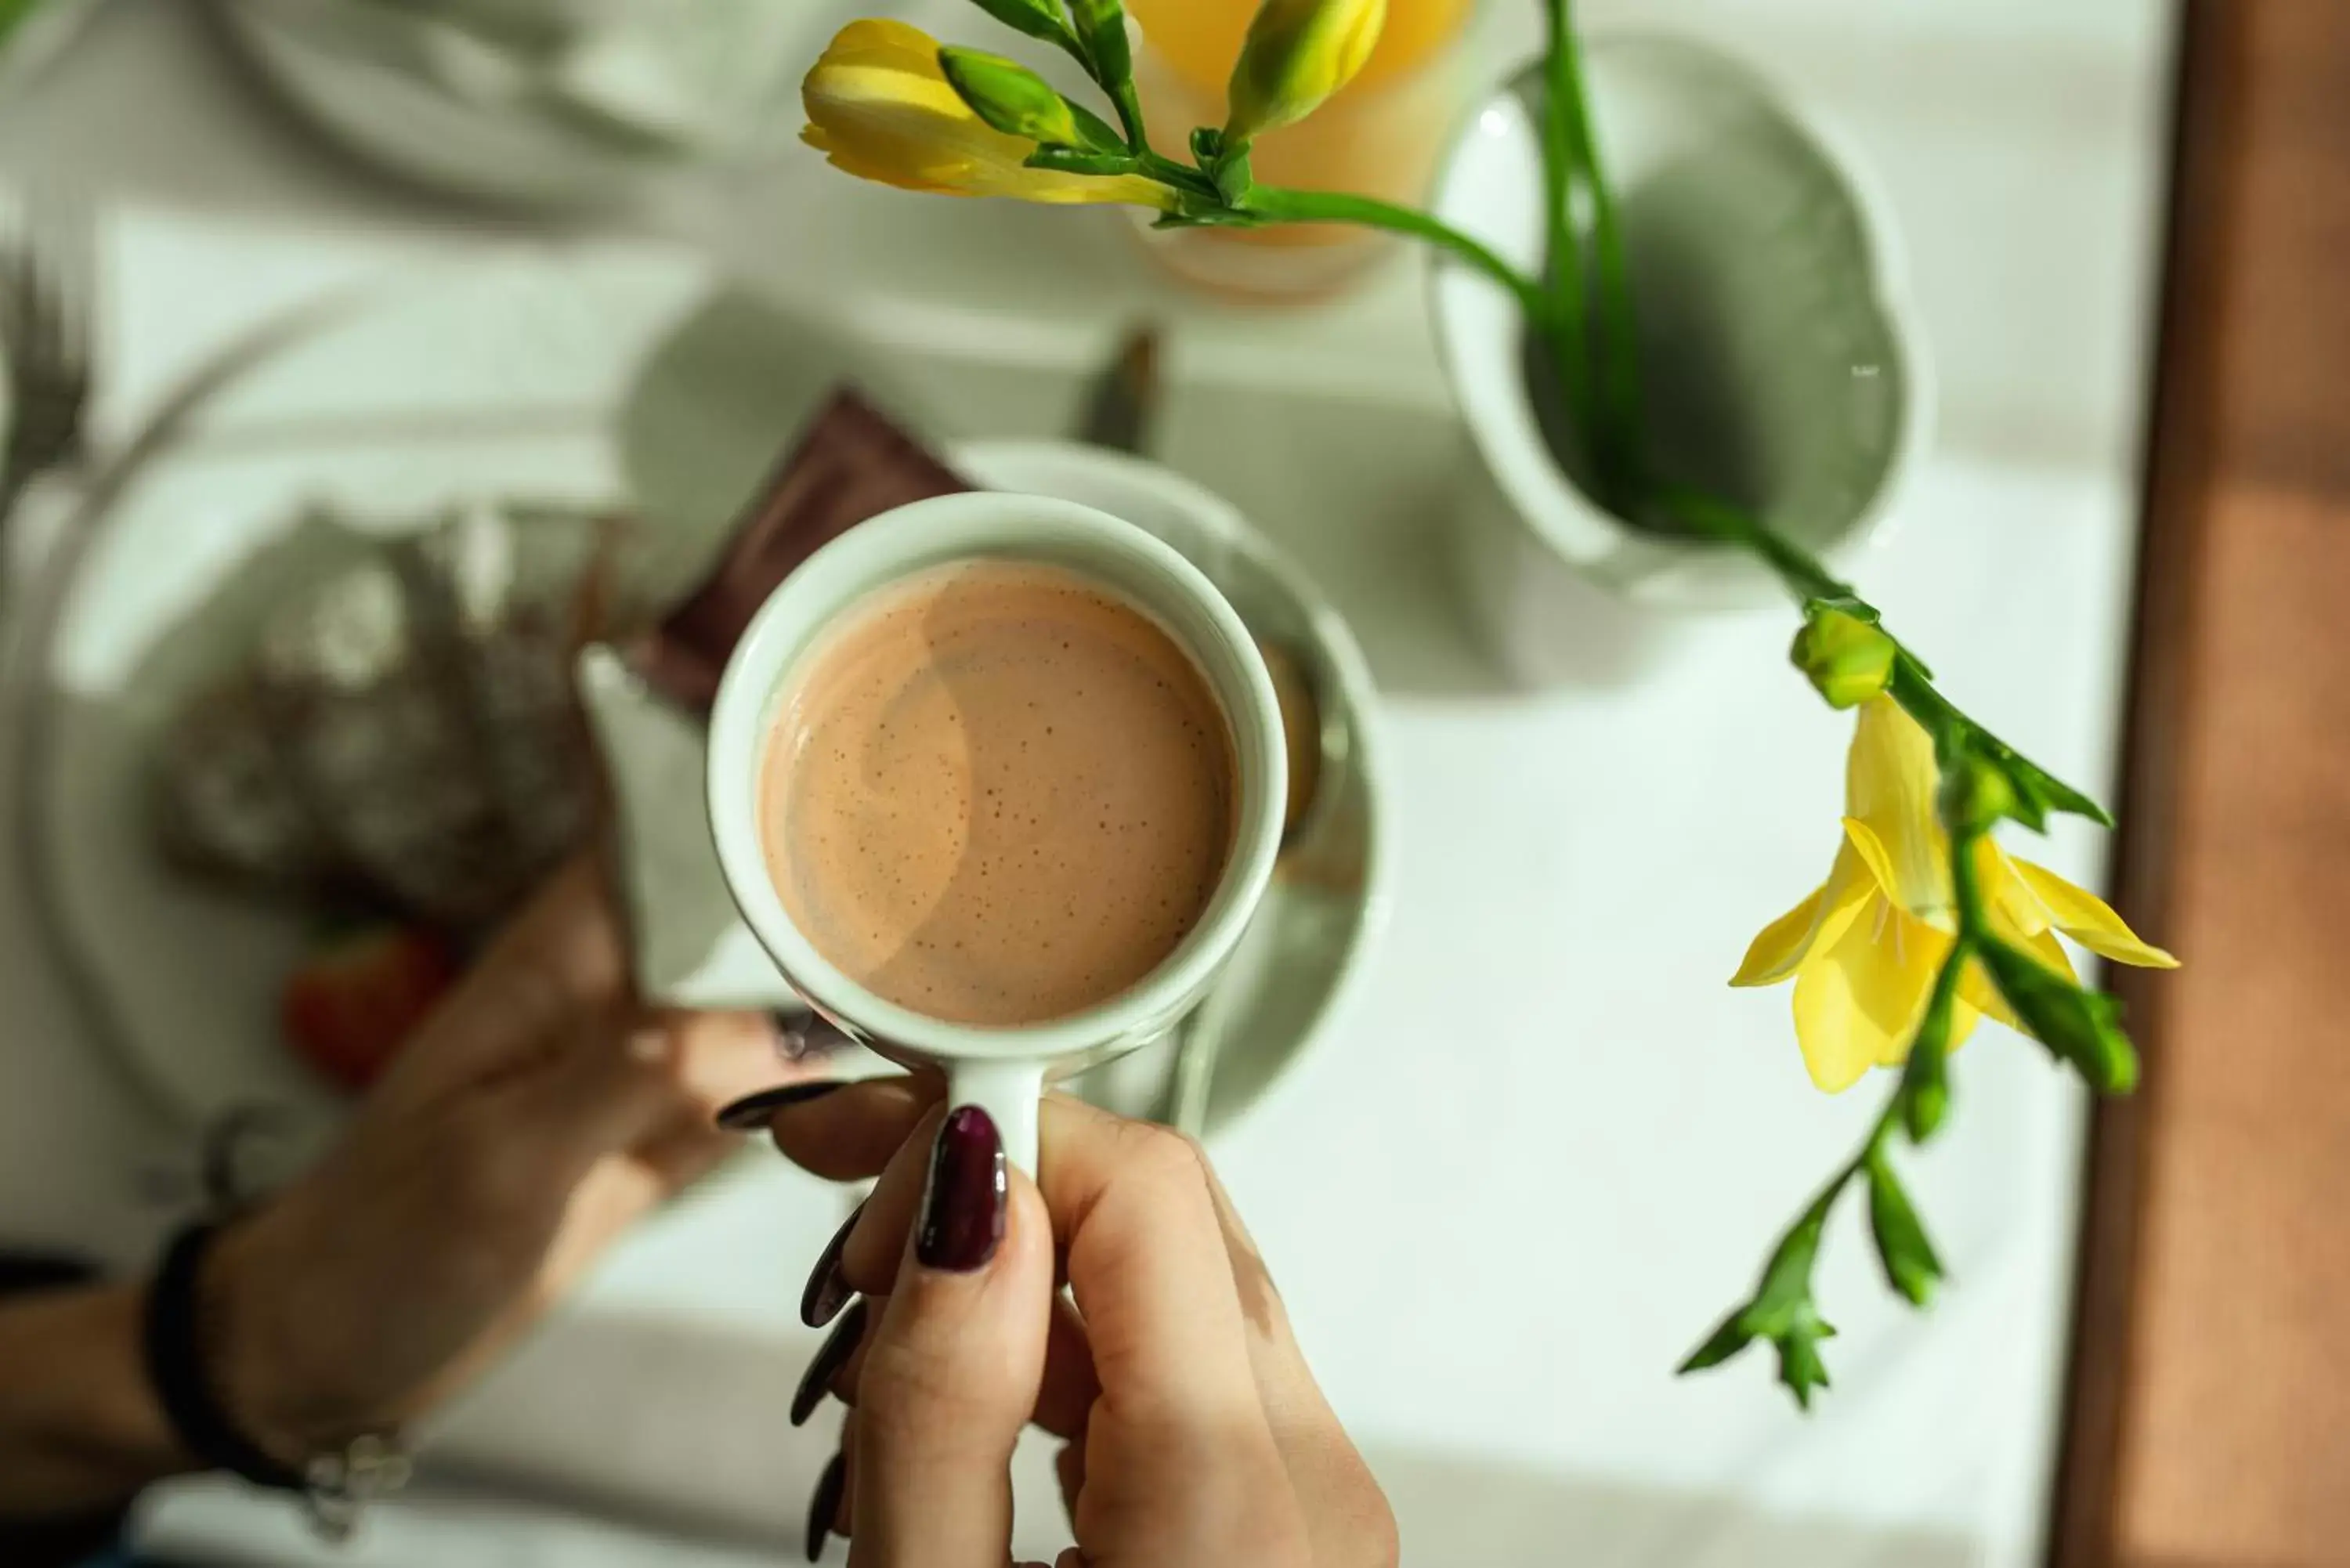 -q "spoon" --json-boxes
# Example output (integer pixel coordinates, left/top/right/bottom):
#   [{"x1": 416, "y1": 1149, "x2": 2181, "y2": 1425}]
[
  {"x1": 1076, "y1": 323, "x2": 1348, "y2": 1135},
  {"x1": 1166, "y1": 637, "x2": 1343, "y2": 1135}
]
